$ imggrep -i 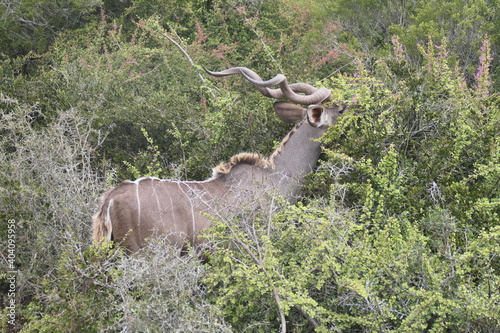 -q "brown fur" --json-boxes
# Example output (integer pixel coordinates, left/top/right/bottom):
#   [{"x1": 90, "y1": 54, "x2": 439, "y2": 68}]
[
  {"x1": 92, "y1": 191, "x2": 113, "y2": 242},
  {"x1": 92, "y1": 153, "x2": 272, "y2": 248}
]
